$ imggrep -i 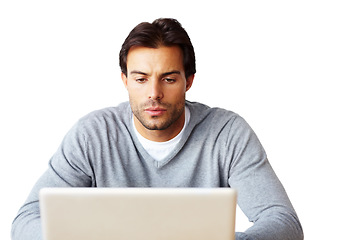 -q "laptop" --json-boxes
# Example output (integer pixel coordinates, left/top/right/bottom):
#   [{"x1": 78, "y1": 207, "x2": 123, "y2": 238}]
[{"x1": 39, "y1": 187, "x2": 237, "y2": 240}]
